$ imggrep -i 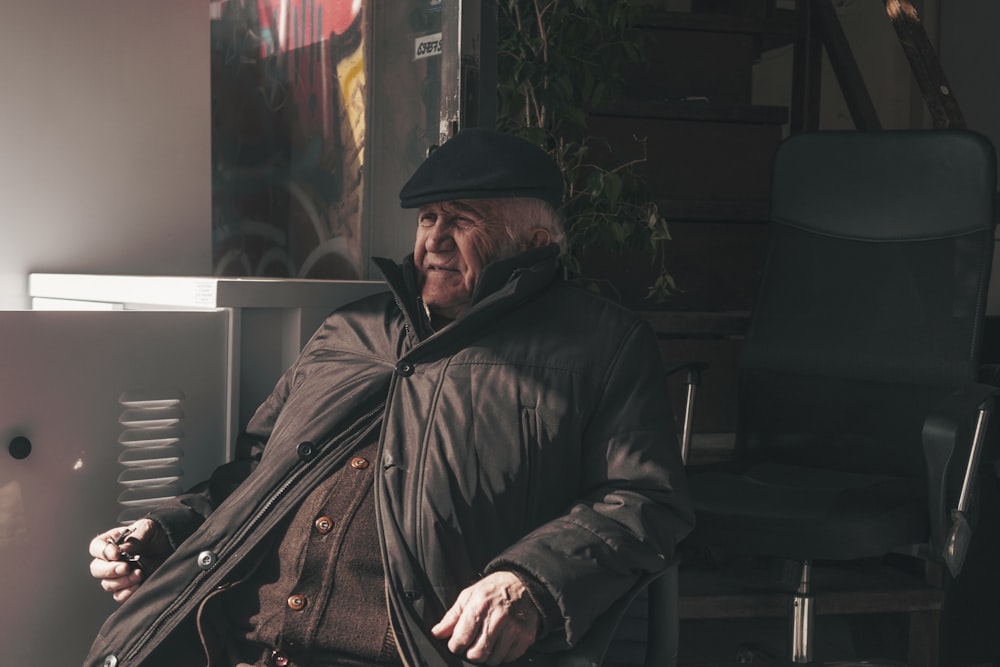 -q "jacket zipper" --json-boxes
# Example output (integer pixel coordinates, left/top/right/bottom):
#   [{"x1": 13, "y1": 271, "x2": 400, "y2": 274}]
[
  {"x1": 390, "y1": 293, "x2": 422, "y2": 345},
  {"x1": 121, "y1": 403, "x2": 386, "y2": 664}
]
